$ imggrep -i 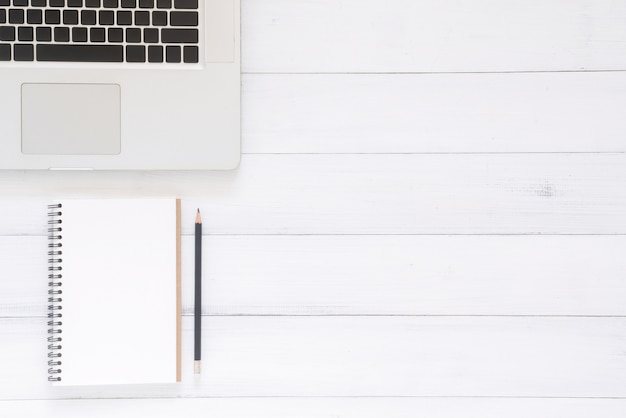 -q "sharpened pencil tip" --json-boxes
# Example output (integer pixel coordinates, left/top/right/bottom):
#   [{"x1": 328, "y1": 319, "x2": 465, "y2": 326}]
[{"x1": 196, "y1": 209, "x2": 202, "y2": 224}]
